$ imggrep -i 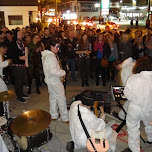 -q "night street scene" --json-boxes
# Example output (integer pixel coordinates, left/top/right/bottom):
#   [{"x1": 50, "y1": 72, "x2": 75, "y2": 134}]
[{"x1": 0, "y1": 0, "x2": 152, "y2": 152}]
